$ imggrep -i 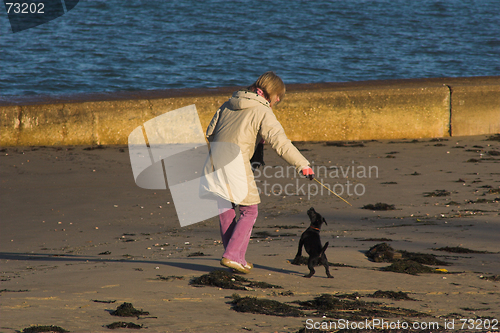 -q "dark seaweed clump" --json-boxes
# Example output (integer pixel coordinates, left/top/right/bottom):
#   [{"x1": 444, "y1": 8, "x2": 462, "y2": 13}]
[
  {"x1": 110, "y1": 302, "x2": 149, "y2": 317},
  {"x1": 191, "y1": 270, "x2": 248, "y2": 290},
  {"x1": 83, "y1": 145, "x2": 105, "y2": 150},
  {"x1": 325, "y1": 141, "x2": 365, "y2": 147},
  {"x1": 190, "y1": 269, "x2": 282, "y2": 290},
  {"x1": 368, "y1": 290, "x2": 415, "y2": 301},
  {"x1": 382, "y1": 260, "x2": 437, "y2": 275},
  {"x1": 336, "y1": 290, "x2": 416, "y2": 301},
  {"x1": 358, "y1": 238, "x2": 393, "y2": 242},
  {"x1": 231, "y1": 294, "x2": 304, "y2": 317},
  {"x1": 248, "y1": 281, "x2": 283, "y2": 289},
  {"x1": 434, "y1": 246, "x2": 491, "y2": 254},
  {"x1": 485, "y1": 134, "x2": 500, "y2": 141},
  {"x1": 156, "y1": 275, "x2": 184, "y2": 281},
  {"x1": 366, "y1": 243, "x2": 402, "y2": 263},
  {"x1": 367, "y1": 243, "x2": 448, "y2": 266},
  {"x1": 399, "y1": 250, "x2": 449, "y2": 266},
  {"x1": 367, "y1": 243, "x2": 449, "y2": 275},
  {"x1": 106, "y1": 322, "x2": 142, "y2": 329},
  {"x1": 230, "y1": 293, "x2": 427, "y2": 320},
  {"x1": 362, "y1": 203, "x2": 396, "y2": 211},
  {"x1": 272, "y1": 224, "x2": 303, "y2": 229},
  {"x1": 92, "y1": 299, "x2": 116, "y2": 303},
  {"x1": 423, "y1": 189, "x2": 450, "y2": 197},
  {"x1": 296, "y1": 294, "x2": 426, "y2": 320},
  {"x1": 480, "y1": 275, "x2": 500, "y2": 282},
  {"x1": 251, "y1": 230, "x2": 296, "y2": 238},
  {"x1": 22, "y1": 326, "x2": 69, "y2": 333},
  {"x1": 0, "y1": 289, "x2": 29, "y2": 293},
  {"x1": 251, "y1": 231, "x2": 275, "y2": 238},
  {"x1": 187, "y1": 251, "x2": 207, "y2": 257}
]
